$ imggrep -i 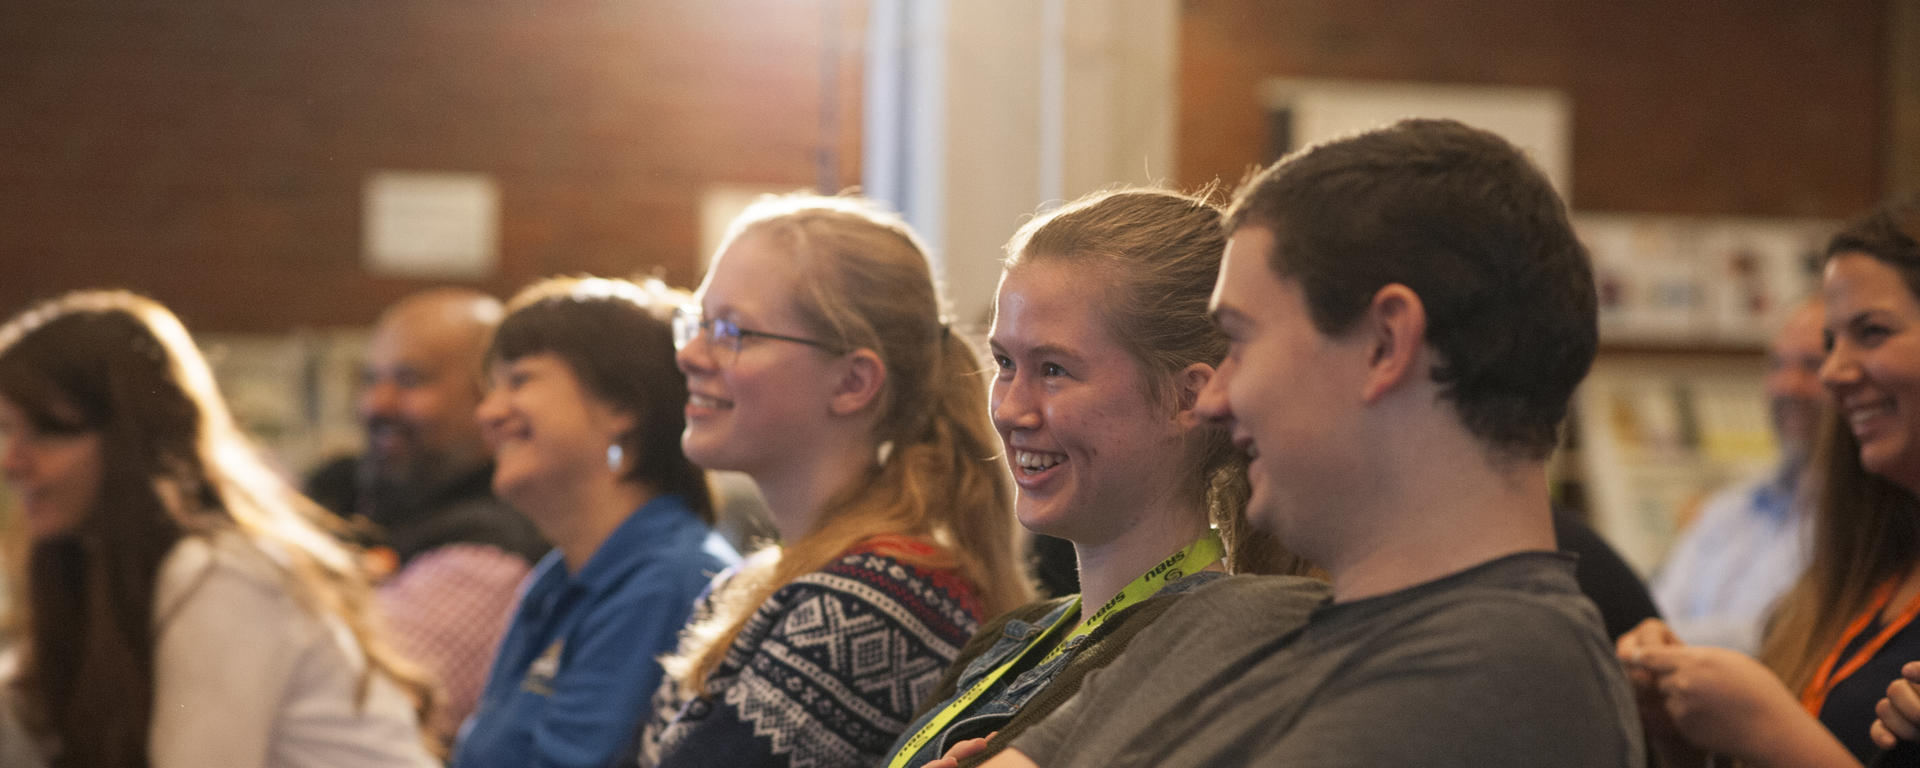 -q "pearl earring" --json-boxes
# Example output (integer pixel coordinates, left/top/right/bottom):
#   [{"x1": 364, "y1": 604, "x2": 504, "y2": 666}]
[{"x1": 607, "y1": 443, "x2": 625, "y2": 473}]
